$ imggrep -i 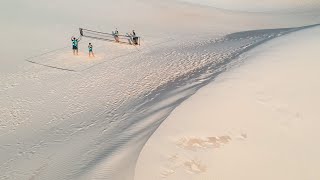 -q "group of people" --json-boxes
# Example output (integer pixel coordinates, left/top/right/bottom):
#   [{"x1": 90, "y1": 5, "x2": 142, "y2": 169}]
[
  {"x1": 71, "y1": 36, "x2": 94, "y2": 57},
  {"x1": 71, "y1": 28, "x2": 138, "y2": 57},
  {"x1": 114, "y1": 28, "x2": 139, "y2": 45}
]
